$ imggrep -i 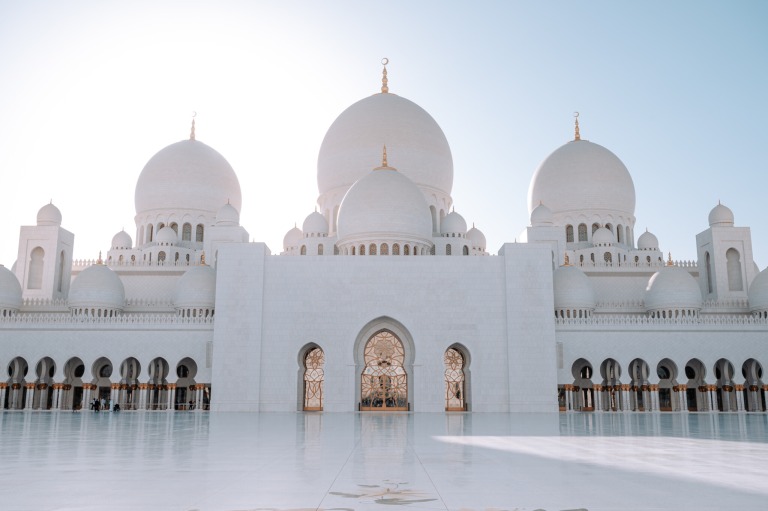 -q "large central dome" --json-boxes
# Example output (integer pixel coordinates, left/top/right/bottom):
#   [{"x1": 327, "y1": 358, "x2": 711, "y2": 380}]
[
  {"x1": 317, "y1": 93, "x2": 453, "y2": 200},
  {"x1": 135, "y1": 139, "x2": 242, "y2": 217}
]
